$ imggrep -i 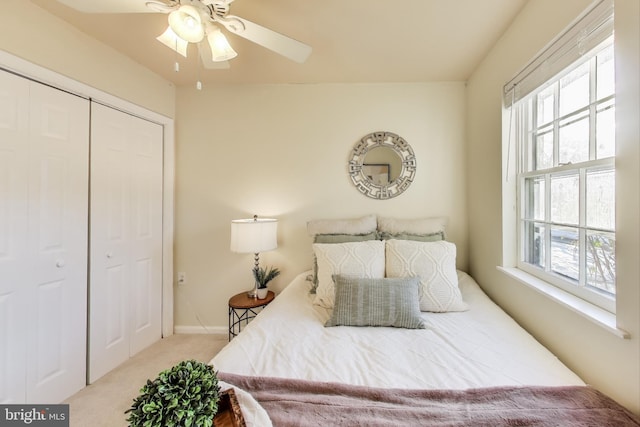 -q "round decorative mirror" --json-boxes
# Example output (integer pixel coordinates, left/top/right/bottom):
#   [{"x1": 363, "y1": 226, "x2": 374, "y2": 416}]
[{"x1": 348, "y1": 131, "x2": 416, "y2": 199}]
